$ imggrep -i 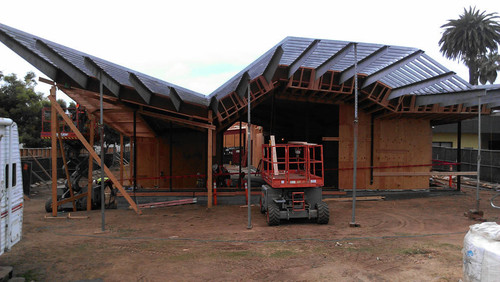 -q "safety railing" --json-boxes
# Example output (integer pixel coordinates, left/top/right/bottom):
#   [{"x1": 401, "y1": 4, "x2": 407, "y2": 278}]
[{"x1": 261, "y1": 143, "x2": 323, "y2": 188}]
